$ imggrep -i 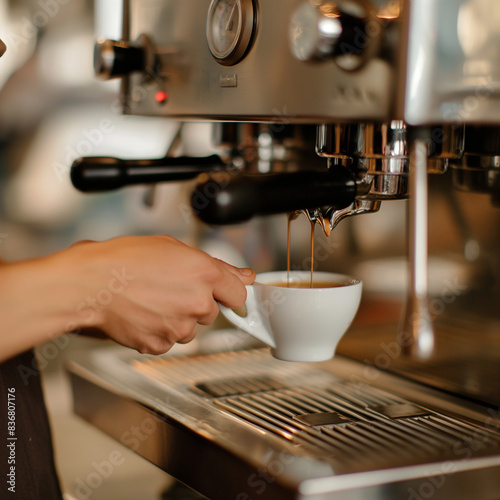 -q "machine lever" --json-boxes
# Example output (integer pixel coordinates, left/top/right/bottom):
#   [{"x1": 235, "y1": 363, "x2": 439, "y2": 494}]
[
  {"x1": 70, "y1": 155, "x2": 226, "y2": 192},
  {"x1": 191, "y1": 168, "x2": 357, "y2": 225}
]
